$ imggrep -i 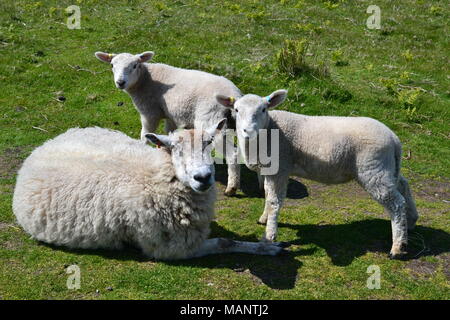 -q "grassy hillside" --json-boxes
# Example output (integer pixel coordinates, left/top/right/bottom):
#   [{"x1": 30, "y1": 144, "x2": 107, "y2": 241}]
[{"x1": 0, "y1": 0, "x2": 449, "y2": 299}]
